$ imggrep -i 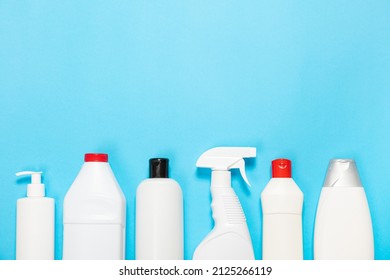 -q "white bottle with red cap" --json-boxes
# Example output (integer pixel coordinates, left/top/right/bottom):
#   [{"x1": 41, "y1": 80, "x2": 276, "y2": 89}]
[
  {"x1": 136, "y1": 158, "x2": 183, "y2": 260},
  {"x1": 63, "y1": 153, "x2": 126, "y2": 260},
  {"x1": 15, "y1": 171, "x2": 54, "y2": 260},
  {"x1": 261, "y1": 159, "x2": 303, "y2": 260}
]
